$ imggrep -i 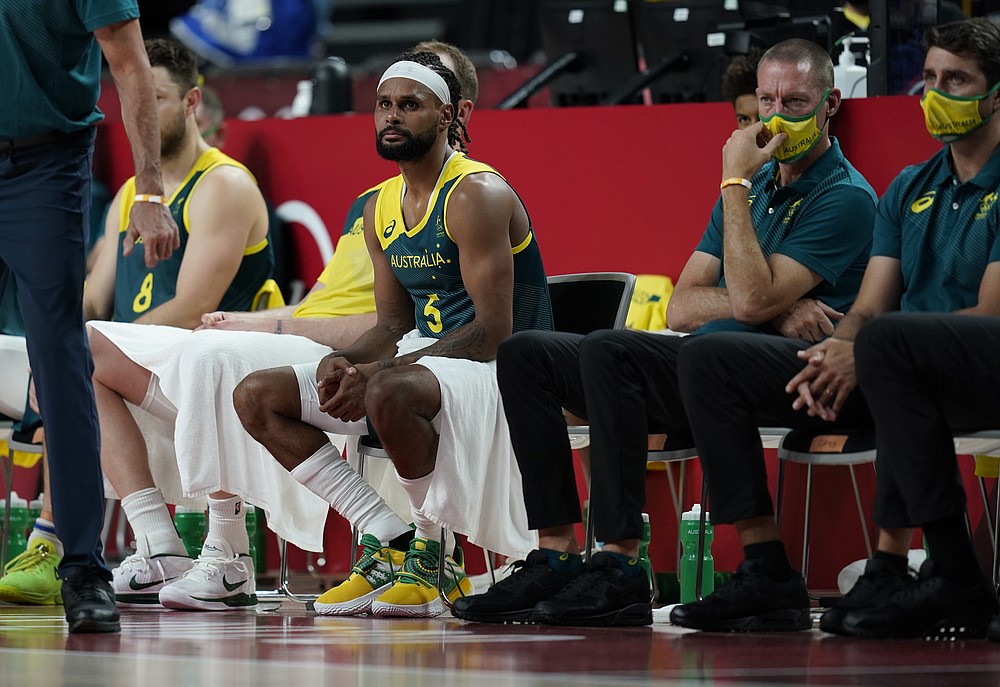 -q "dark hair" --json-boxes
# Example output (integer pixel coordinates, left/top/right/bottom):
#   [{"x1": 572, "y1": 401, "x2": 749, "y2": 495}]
[
  {"x1": 414, "y1": 40, "x2": 479, "y2": 103},
  {"x1": 925, "y1": 18, "x2": 1000, "y2": 88},
  {"x1": 390, "y1": 50, "x2": 470, "y2": 152},
  {"x1": 721, "y1": 52, "x2": 759, "y2": 104},
  {"x1": 145, "y1": 38, "x2": 199, "y2": 95},
  {"x1": 759, "y1": 37, "x2": 835, "y2": 92}
]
